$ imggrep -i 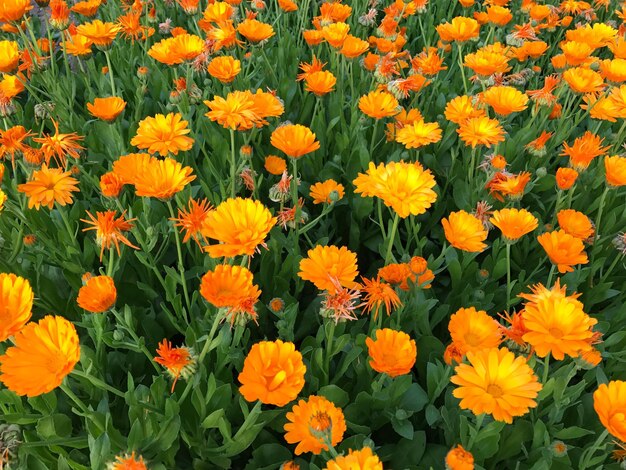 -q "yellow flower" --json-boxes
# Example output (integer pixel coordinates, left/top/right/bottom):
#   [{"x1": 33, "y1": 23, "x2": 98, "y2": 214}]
[
  {"x1": 395, "y1": 120, "x2": 442, "y2": 149},
  {"x1": 358, "y1": 90, "x2": 400, "y2": 119},
  {"x1": 0, "y1": 273, "x2": 33, "y2": 342},
  {"x1": 0, "y1": 40, "x2": 20, "y2": 74},
  {"x1": 457, "y1": 116, "x2": 505, "y2": 148}
]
